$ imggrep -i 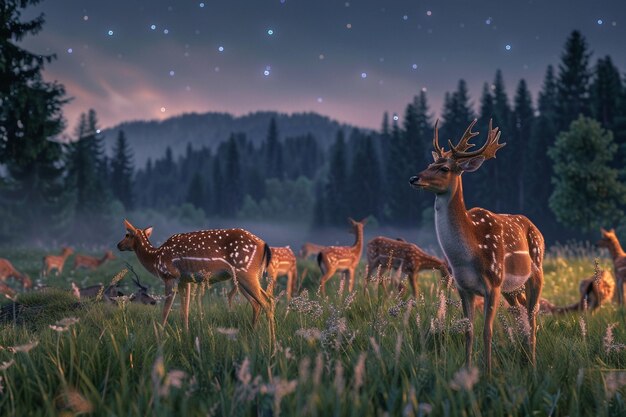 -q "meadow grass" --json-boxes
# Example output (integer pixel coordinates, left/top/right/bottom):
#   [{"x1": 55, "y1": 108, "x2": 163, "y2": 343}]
[{"x1": 0, "y1": 246, "x2": 625, "y2": 416}]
